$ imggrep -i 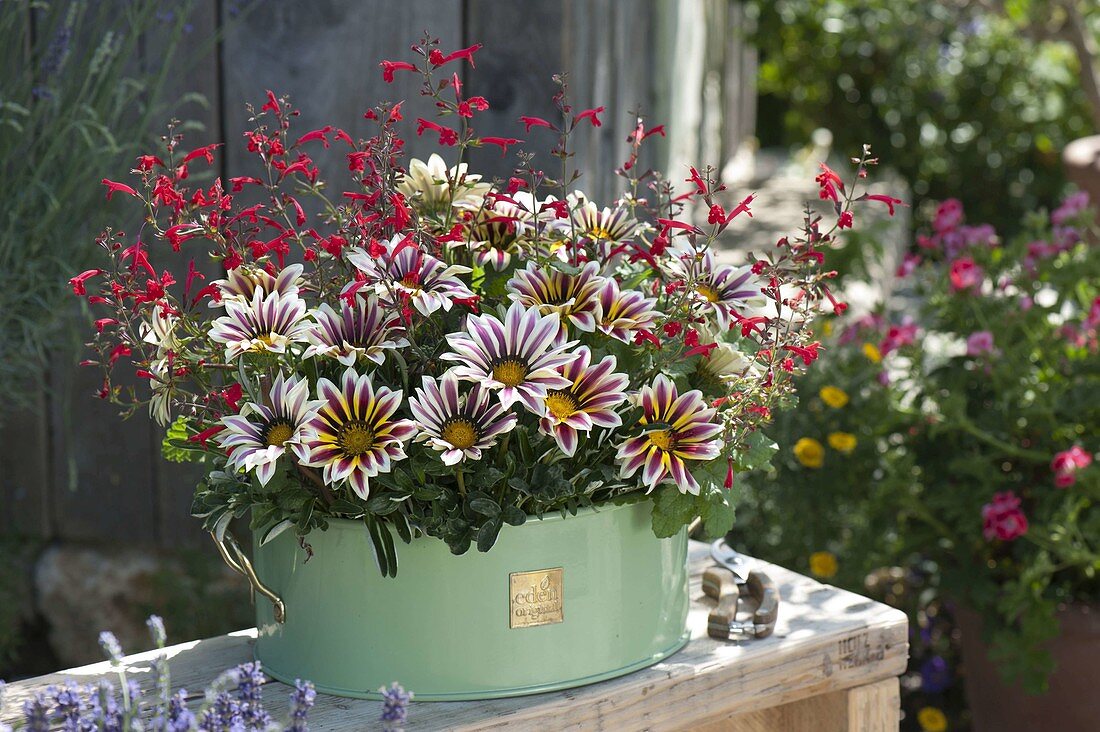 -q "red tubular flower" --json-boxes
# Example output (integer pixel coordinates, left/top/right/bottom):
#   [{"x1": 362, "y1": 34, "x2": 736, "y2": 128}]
[
  {"x1": 633, "y1": 329, "x2": 661, "y2": 349},
  {"x1": 188, "y1": 424, "x2": 226, "y2": 449},
  {"x1": 416, "y1": 118, "x2": 458, "y2": 146},
  {"x1": 815, "y1": 163, "x2": 845, "y2": 203},
  {"x1": 429, "y1": 43, "x2": 483, "y2": 68},
  {"x1": 183, "y1": 144, "x2": 221, "y2": 165},
  {"x1": 101, "y1": 179, "x2": 138, "y2": 200},
  {"x1": 838, "y1": 211, "x2": 854, "y2": 229},
  {"x1": 108, "y1": 343, "x2": 132, "y2": 365},
  {"x1": 687, "y1": 167, "x2": 707, "y2": 194},
  {"x1": 94, "y1": 318, "x2": 117, "y2": 333},
  {"x1": 380, "y1": 60, "x2": 417, "y2": 83},
  {"x1": 69, "y1": 269, "x2": 104, "y2": 295},
  {"x1": 479, "y1": 137, "x2": 522, "y2": 156},
  {"x1": 724, "y1": 194, "x2": 754, "y2": 224},
  {"x1": 864, "y1": 193, "x2": 905, "y2": 215},
  {"x1": 783, "y1": 342, "x2": 821, "y2": 366},
  {"x1": 575, "y1": 106, "x2": 605, "y2": 127},
  {"x1": 724, "y1": 458, "x2": 735, "y2": 489},
  {"x1": 136, "y1": 155, "x2": 165, "y2": 171},
  {"x1": 708, "y1": 204, "x2": 725, "y2": 225},
  {"x1": 520, "y1": 116, "x2": 554, "y2": 133},
  {"x1": 294, "y1": 126, "x2": 333, "y2": 148}
]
